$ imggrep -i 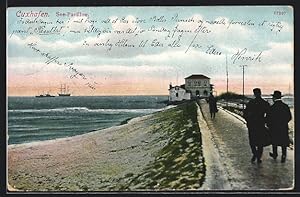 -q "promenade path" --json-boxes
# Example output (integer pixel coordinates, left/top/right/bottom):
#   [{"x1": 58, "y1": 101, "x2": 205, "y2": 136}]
[{"x1": 197, "y1": 99, "x2": 294, "y2": 190}]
